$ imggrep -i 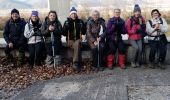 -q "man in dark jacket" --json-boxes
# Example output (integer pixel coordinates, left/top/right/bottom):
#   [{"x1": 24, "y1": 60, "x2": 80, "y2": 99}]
[
  {"x1": 63, "y1": 7, "x2": 86, "y2": 71},
  {"x1": 107, "y1": 8, "x2": 127, "y2": 69},
  {"x1": 87, "y1": 10, "x2": 106, "y2": 71},
  {"x1": 3, "y1": 8, "x2": 26, "y2": 66}
]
